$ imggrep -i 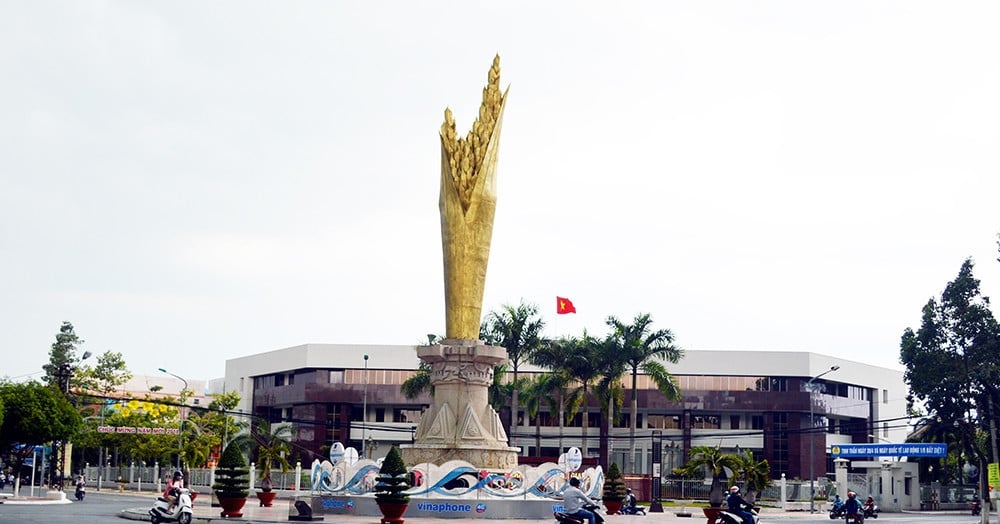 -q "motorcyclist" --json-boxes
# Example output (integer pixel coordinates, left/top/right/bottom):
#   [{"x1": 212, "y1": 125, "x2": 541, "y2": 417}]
[
  {"x1": 562, "y1": 477, "x2": 597, "y2": 524},
  {"x1": 832, "y1": 494, "x2": 844, "y2": 510},
  {"x1": 863, "y1": 496, "x2": 877, "y2": 516},
  {"x1": 726, "y1": 485, "x2": 754, "y2": 524},
  {"x1": 74, "y1": 474, "x2": 85, "y2": 498},
  {"x1": 844, "y1": 491, "x2": 863, "y2": 523},
  {"x1": 624, "y1": 488, "x2": 638, "y2": 512},
  {"x1": 163, "y1": 470, "x2": 184, "y2": 512}
]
